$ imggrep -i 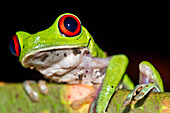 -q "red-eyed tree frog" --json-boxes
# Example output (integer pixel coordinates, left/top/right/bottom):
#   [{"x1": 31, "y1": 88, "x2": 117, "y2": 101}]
[{"x1": 9, "y1": 13, "x2": 164, "y2": 113}]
